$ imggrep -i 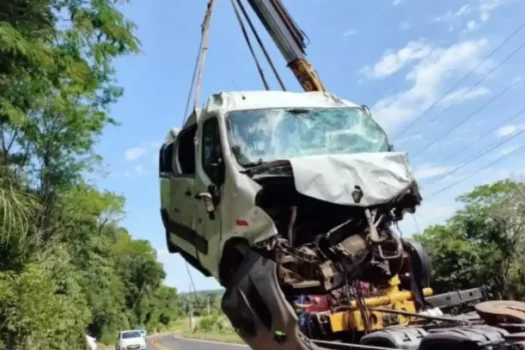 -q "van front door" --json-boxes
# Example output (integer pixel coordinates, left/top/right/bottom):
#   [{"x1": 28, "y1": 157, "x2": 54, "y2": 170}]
[
  {"x1": 164, "y1": 125, "x2": 198, "y2": 259},
  {"x1": 194, "y1": 116, "x2": 225, "y2": 276}
]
